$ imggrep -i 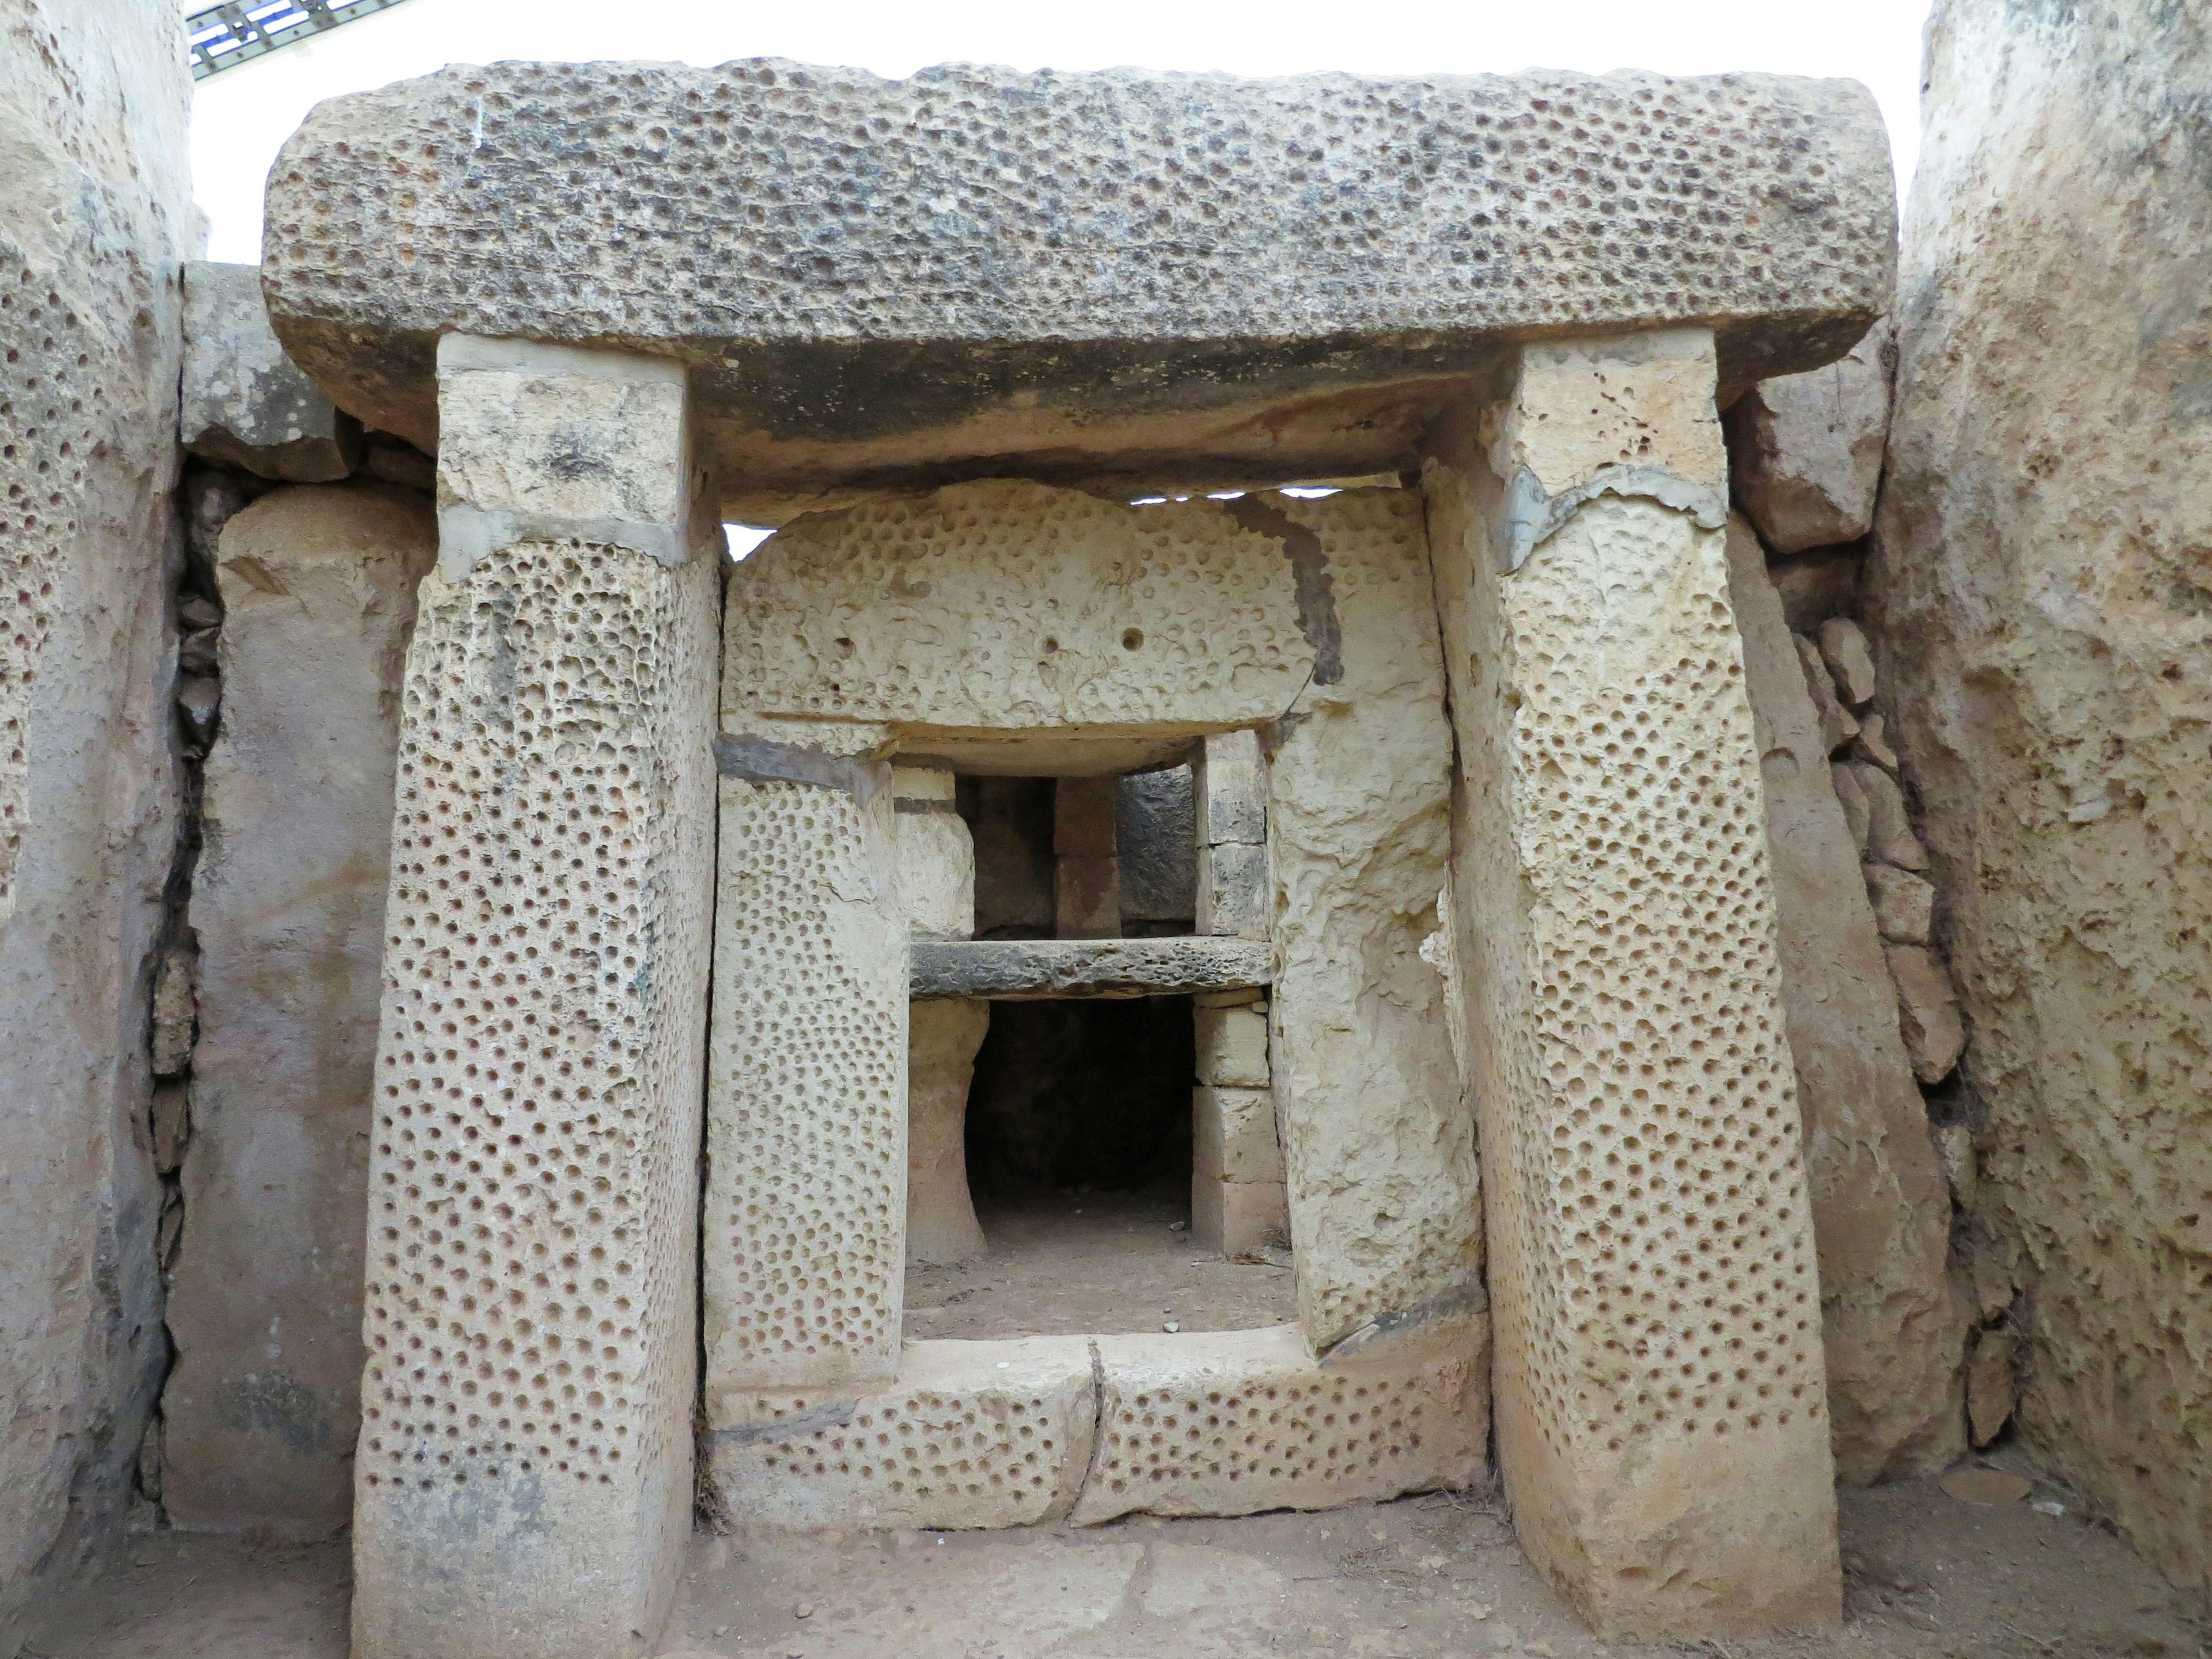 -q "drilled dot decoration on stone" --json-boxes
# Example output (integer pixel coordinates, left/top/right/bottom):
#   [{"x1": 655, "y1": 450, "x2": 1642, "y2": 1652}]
[
  {"x1": 1495, "y1": 497, "x2": 1825, "y2": 1460},
  {"x1": 1090, "y1": 1376, "x2": 1430, "y2": 1495},
  {"x1": 358, "y1": 537, "x2": 713, "y2": 1494}
]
